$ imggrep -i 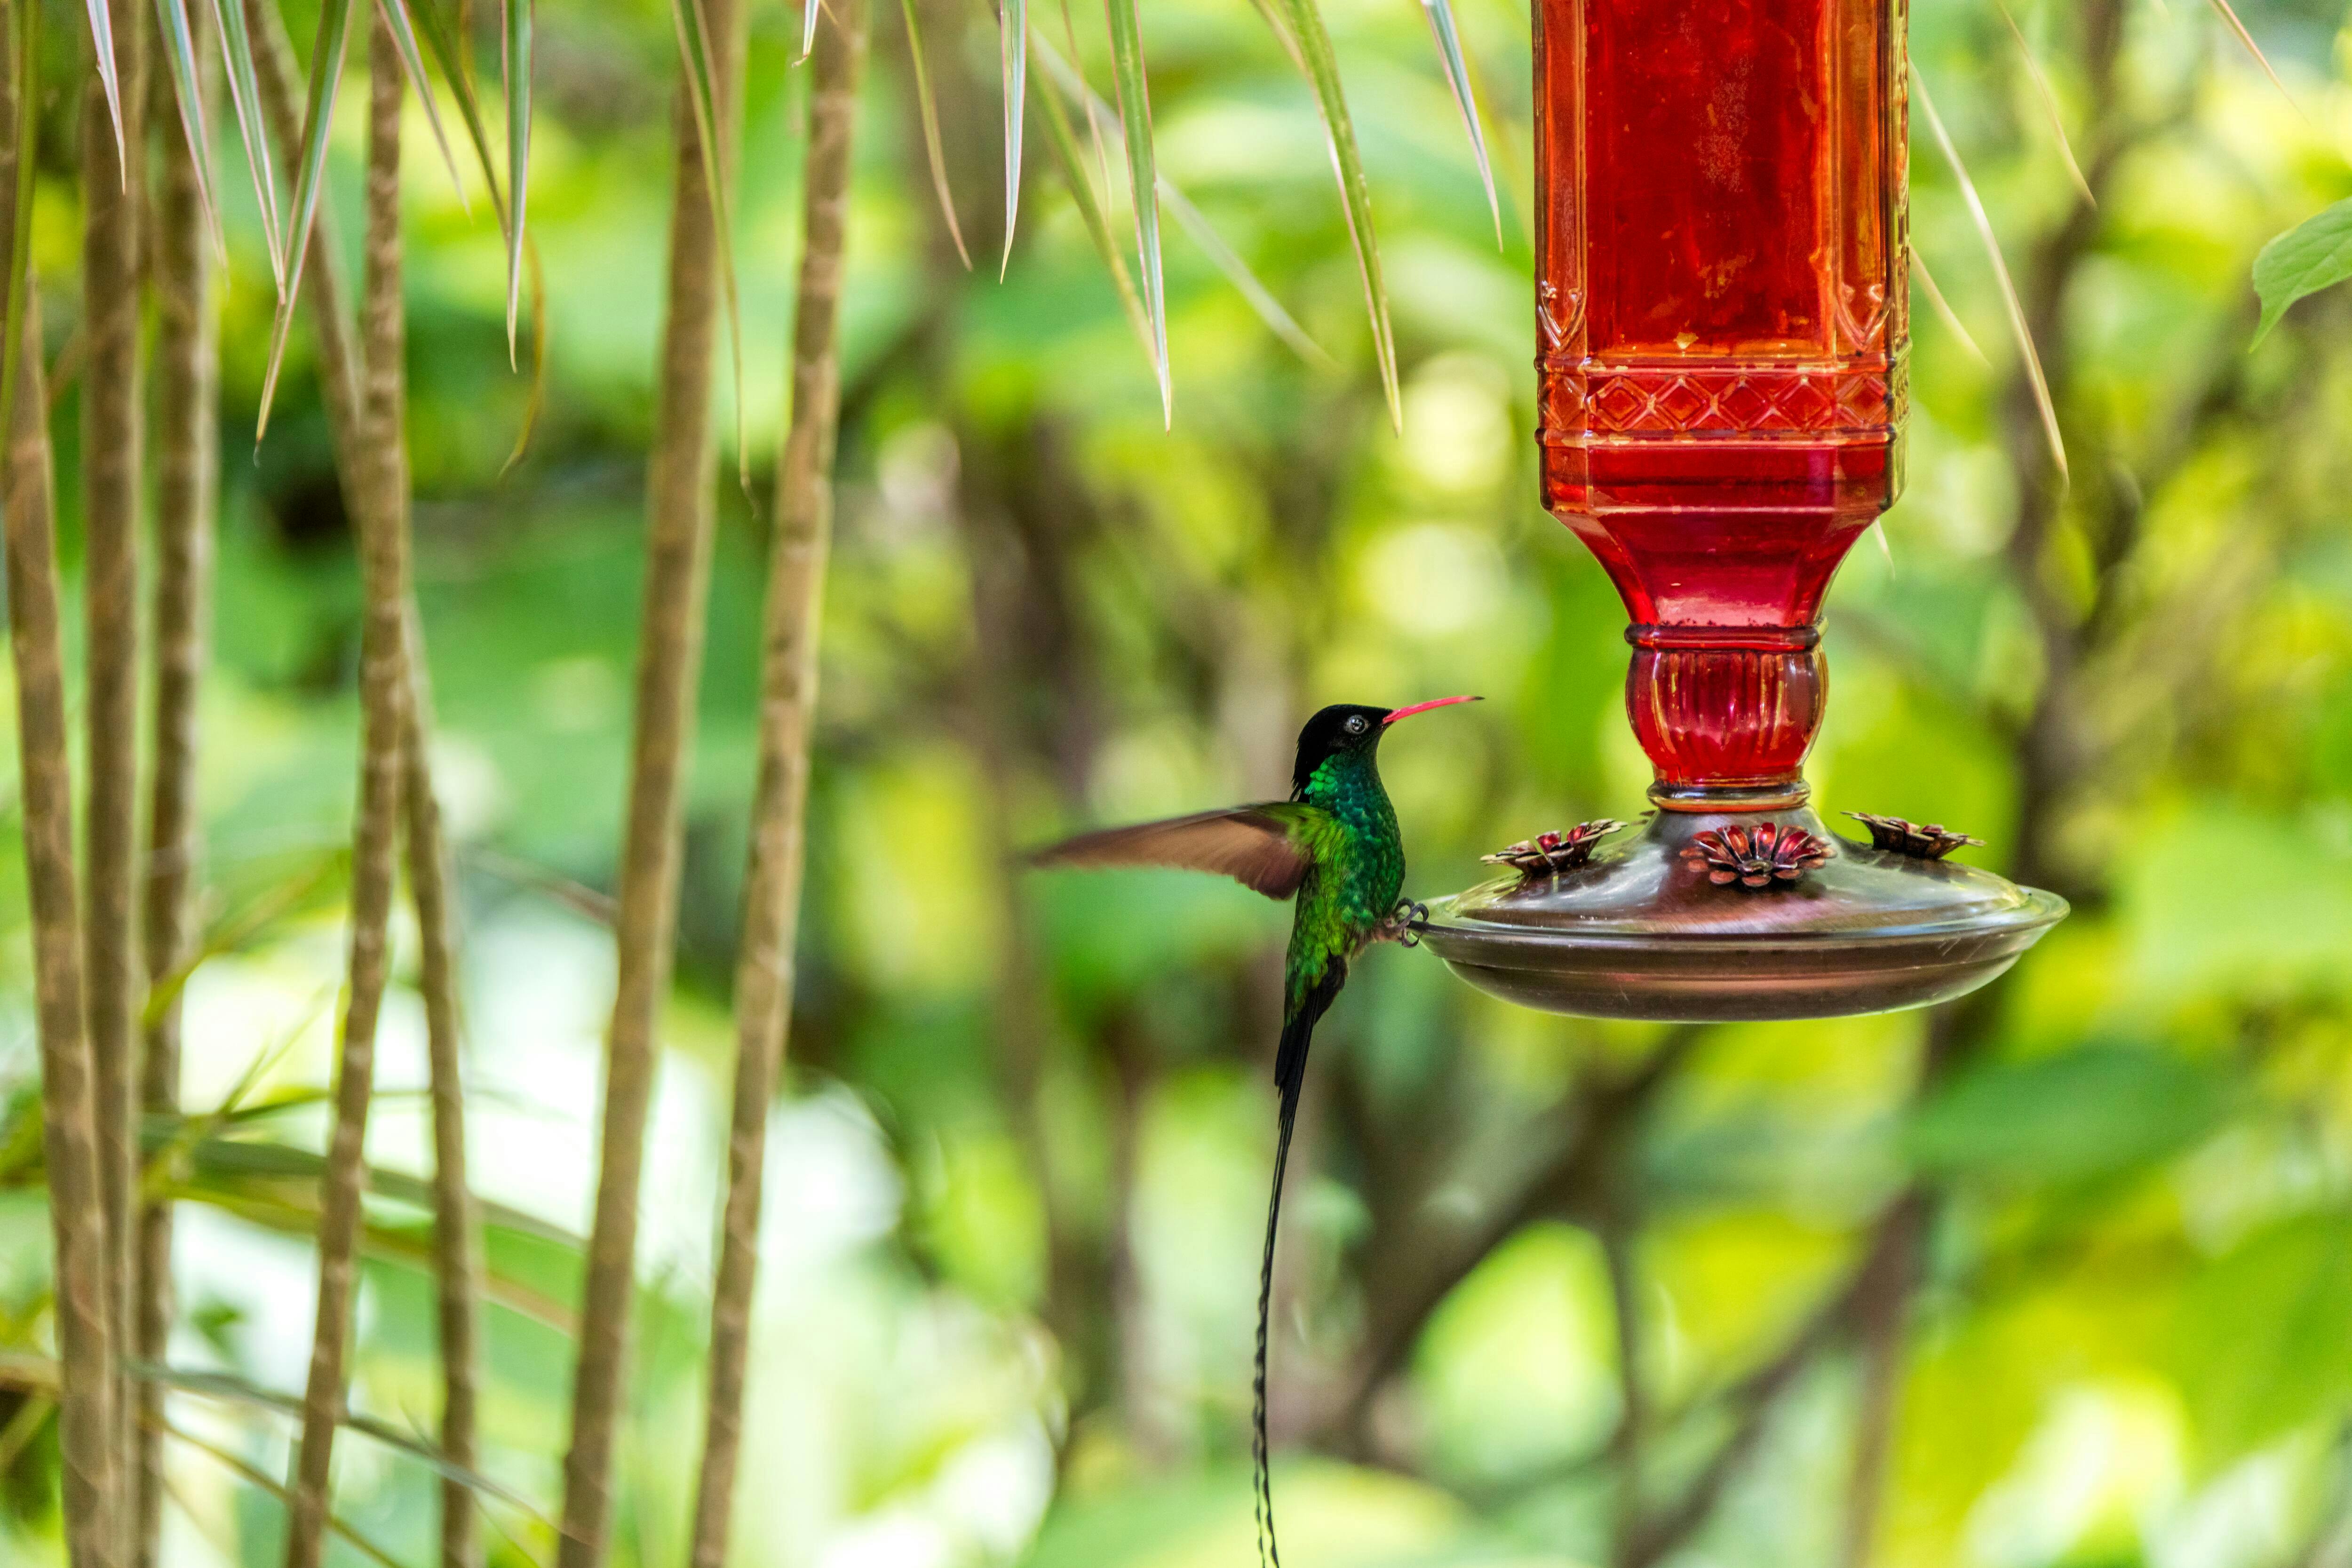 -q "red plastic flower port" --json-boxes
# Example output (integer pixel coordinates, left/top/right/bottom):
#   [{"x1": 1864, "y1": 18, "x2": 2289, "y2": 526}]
[
  {"x1": 1680, "y1": 823, "x2": 1828, "y2": 889},
  {"x1": 1485, "y1": 820, "x2": 1625, "y2": 876}
]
